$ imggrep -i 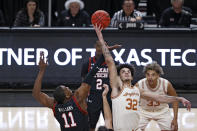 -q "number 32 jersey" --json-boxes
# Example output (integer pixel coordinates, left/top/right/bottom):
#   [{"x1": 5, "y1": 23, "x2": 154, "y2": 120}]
[
  {"x1": 52, "y1": 96, "x2": 89, "y2": 131},
  {"x1": 112, "y1": 86, "x2": 140, "y2": 131}
]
